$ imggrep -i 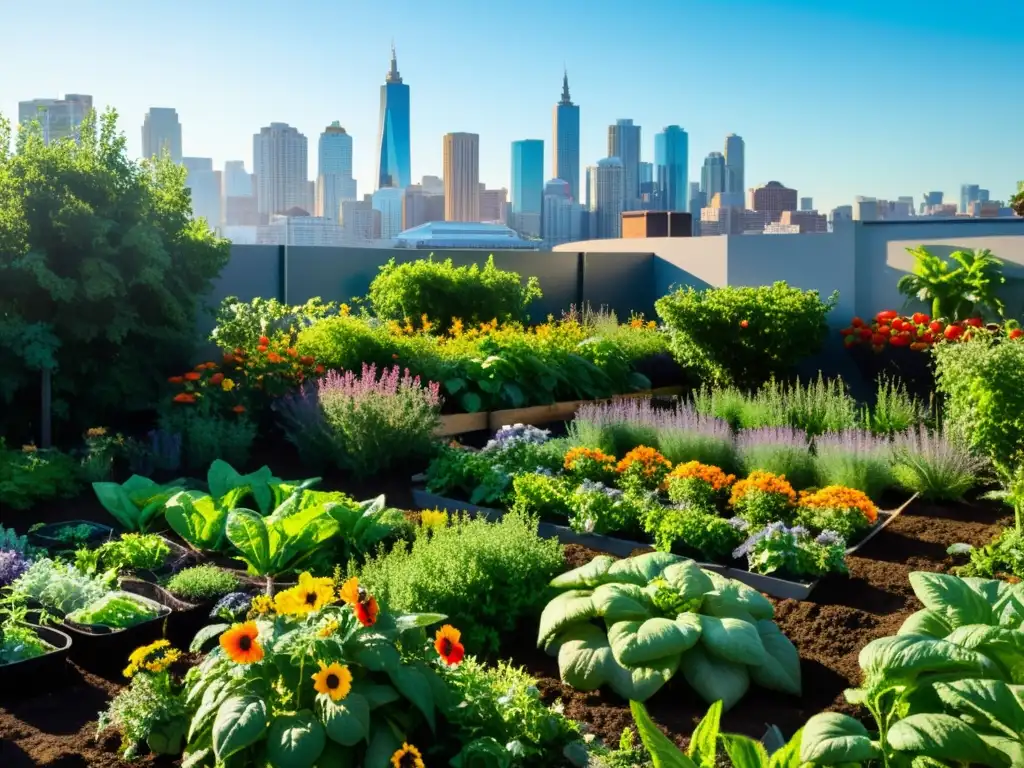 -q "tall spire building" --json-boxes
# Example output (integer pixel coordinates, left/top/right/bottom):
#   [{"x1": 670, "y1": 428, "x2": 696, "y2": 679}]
[
  {"x1": 552, "y1": 70, "x2": 581, "y2": 203},
  {"x1": 376, "y1": 46, "x2": 411, "y2": 190}
]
